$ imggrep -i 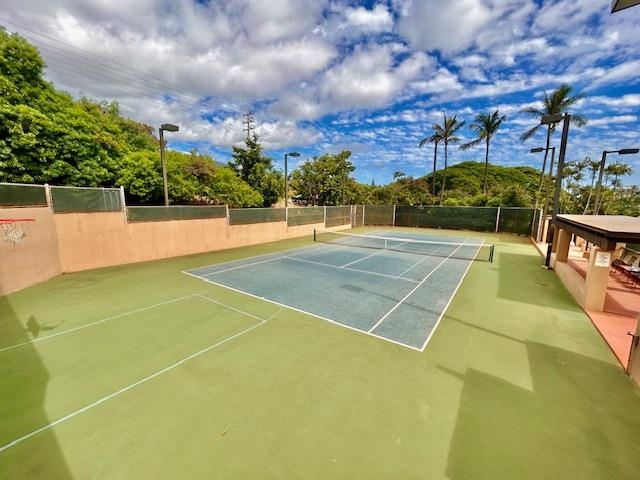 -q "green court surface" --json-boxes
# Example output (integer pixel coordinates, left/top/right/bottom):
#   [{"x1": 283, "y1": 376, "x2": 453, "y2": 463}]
[{"x1": 1, "y1": 228, "x2": 640, "y2": 479}]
